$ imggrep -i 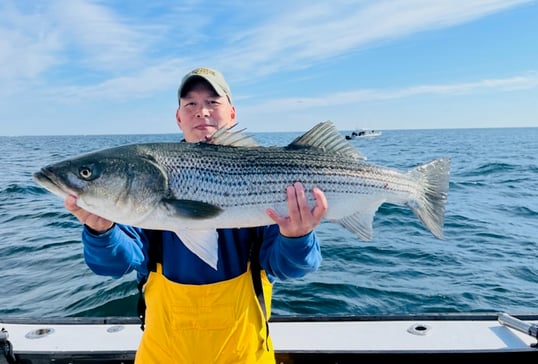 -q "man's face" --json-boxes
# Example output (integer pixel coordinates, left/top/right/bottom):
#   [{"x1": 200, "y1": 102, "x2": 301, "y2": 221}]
[{"x1": 176, "y1": 80, "x2": 236, "y2": 142}]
